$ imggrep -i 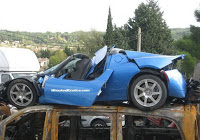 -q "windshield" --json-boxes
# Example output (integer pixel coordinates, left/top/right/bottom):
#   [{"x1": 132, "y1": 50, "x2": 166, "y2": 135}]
[
  {"x1": 42, "y1": 64, "x2": 60, "y2": 75},
  {"x1": 63, "y1": 58, "x2": 81, "y2": 73},
  {"x1": 41, "y1": 56, "x2": 72, "y2": 75},
  {"x1": 91, "y1": 46, "x2": 107, "y2": 65},
  {"x1": 86, "y1": 46, "x2": 107, "y2": 76}
]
